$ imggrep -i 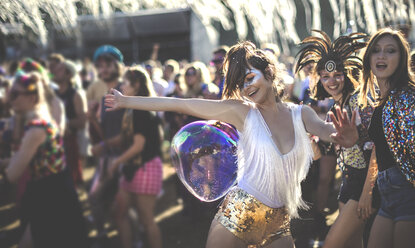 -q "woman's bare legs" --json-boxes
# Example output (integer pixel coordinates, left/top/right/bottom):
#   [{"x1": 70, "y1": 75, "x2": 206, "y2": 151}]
[
  {"x1": 134, "y1": 194, "x2": 162, "y2": 248},
  {"x1": 367, "y1": 215, "x2": 393, "y2": 248},
  {"x1": 205, "y1": 219, "x2": 246, "y2": 248},
  {"x1": 393, "y1": 221, "x2": 415, "y2": 248},
  {"x1": 113, "y1": 189, "x2": 133, "y2": 248},
  {"x1": 368, "y1": 215, "x2": 415, "y2": 248},
  {"x1": 323, "y1": 200, "x2": 365, "y2": 248},
  {"x1": 264, "y1": 235, "x2": 295, "y2": 248}
]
